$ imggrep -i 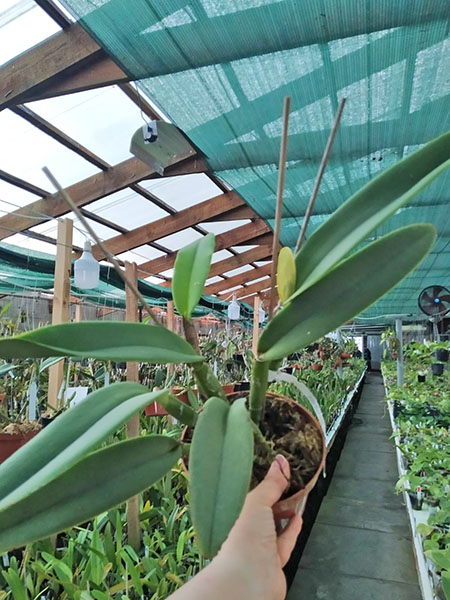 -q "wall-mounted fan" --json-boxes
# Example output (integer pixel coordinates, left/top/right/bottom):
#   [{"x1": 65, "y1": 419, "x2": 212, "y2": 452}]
[{"x1": 418, "y1": 286, "x2": 450, "y2": 316}]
